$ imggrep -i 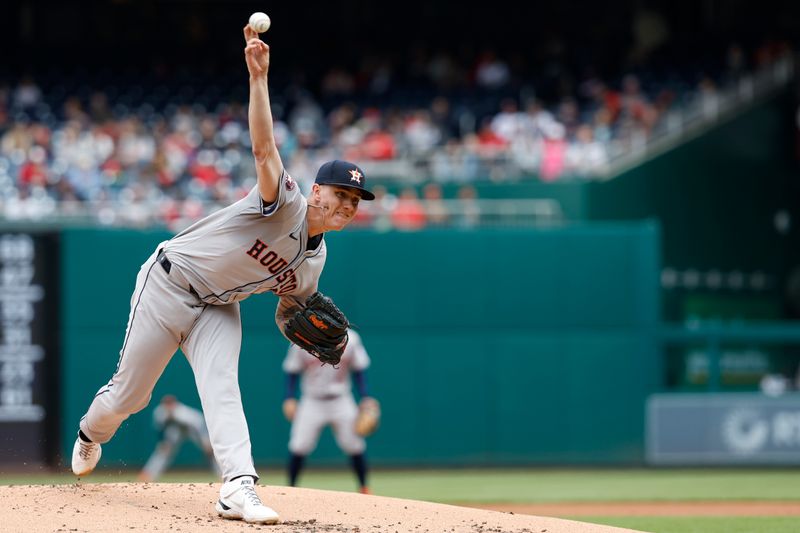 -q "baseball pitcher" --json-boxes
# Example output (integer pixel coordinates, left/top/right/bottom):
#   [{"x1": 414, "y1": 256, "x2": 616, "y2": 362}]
[
  {"x1": 282, "y1": 329, "x2": 379, "y2": 494},
  {"x1": 70, "y1": 22, "x2": 375, "y2": 525}
]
